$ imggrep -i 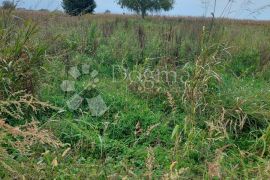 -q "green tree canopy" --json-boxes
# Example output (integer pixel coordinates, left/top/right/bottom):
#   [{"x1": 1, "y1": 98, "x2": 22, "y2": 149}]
[
  {"x1": 117, "y1": 0, "x2": 175, "y2": 18},
  {"x1": 62, "y1": 0, "x2": 96, "y2": 16}
]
